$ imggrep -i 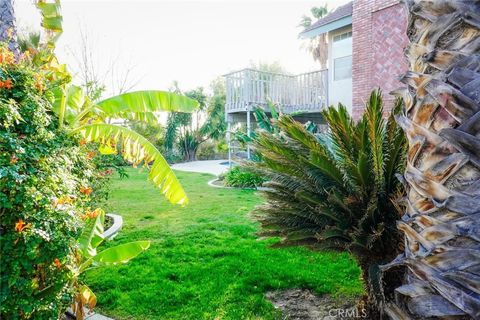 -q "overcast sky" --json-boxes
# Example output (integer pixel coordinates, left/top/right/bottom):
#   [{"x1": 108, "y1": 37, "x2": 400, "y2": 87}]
[{"x1": 15, "y1": 0, "x2": 350, "y2": 96}]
